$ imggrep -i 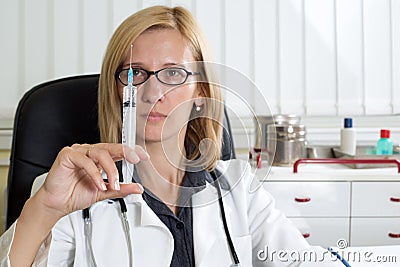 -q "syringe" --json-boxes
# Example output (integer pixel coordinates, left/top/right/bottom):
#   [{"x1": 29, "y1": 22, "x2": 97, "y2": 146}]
[{"x1": 121, "y1": 45, "x2": 136, "y2": 184}]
